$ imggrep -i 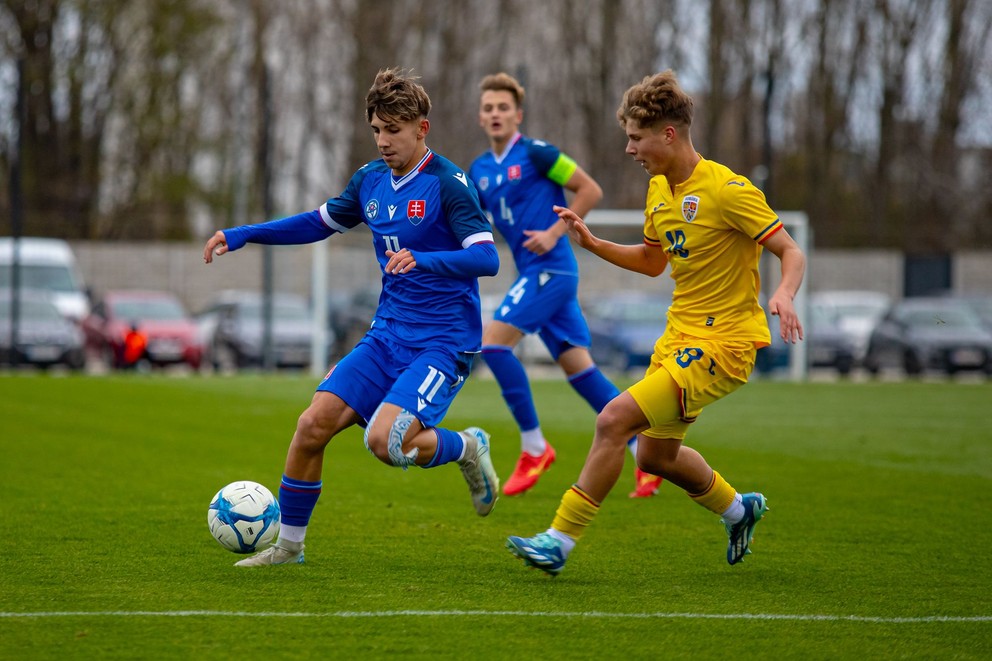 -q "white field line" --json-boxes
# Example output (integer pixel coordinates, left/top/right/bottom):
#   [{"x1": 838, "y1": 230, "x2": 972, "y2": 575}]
[{"x1": 0, "y1": 610, "x2": 989, "y2": 623}]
